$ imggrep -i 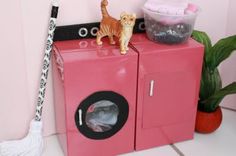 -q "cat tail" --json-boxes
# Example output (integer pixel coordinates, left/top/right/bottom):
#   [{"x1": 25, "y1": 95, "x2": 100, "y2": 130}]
[{"x1": 101, "y1": 0, "x2": 110, "y2": 18}]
